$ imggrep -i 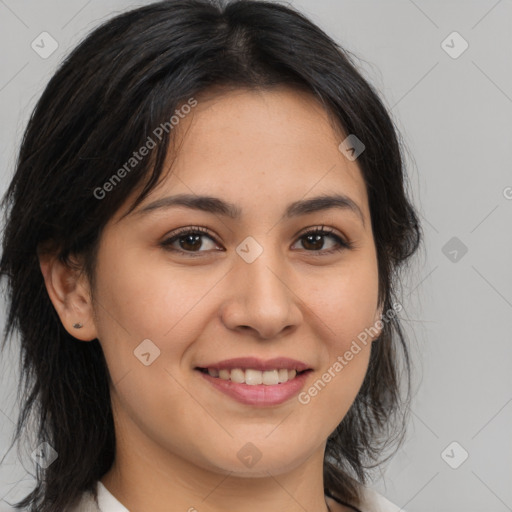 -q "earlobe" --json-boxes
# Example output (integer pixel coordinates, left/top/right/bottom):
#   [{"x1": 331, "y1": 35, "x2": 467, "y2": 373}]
[{"x1": 38, "y1": 252, "x2": 98, "y2": 341}]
